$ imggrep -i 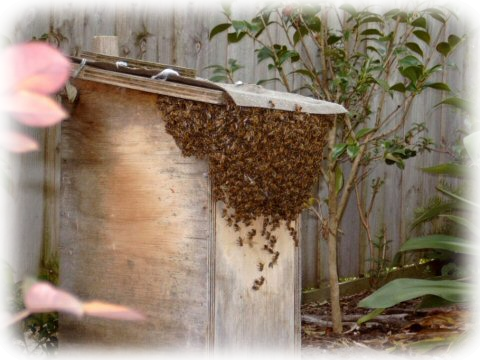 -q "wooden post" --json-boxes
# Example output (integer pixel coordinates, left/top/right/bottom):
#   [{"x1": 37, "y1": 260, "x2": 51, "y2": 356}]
[{"x1": 92, "y1": 36, "x2": 119, "y2": 56}]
